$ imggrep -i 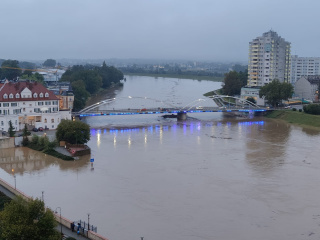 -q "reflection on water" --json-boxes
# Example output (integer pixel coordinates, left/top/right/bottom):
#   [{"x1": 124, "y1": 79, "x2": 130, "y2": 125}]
[
  {"x1": 245, "y1": 120, "x2": 291, "y2": 174},
  {"x1": 0, "y1": 147, "x2": 91, "y2": 175}
]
